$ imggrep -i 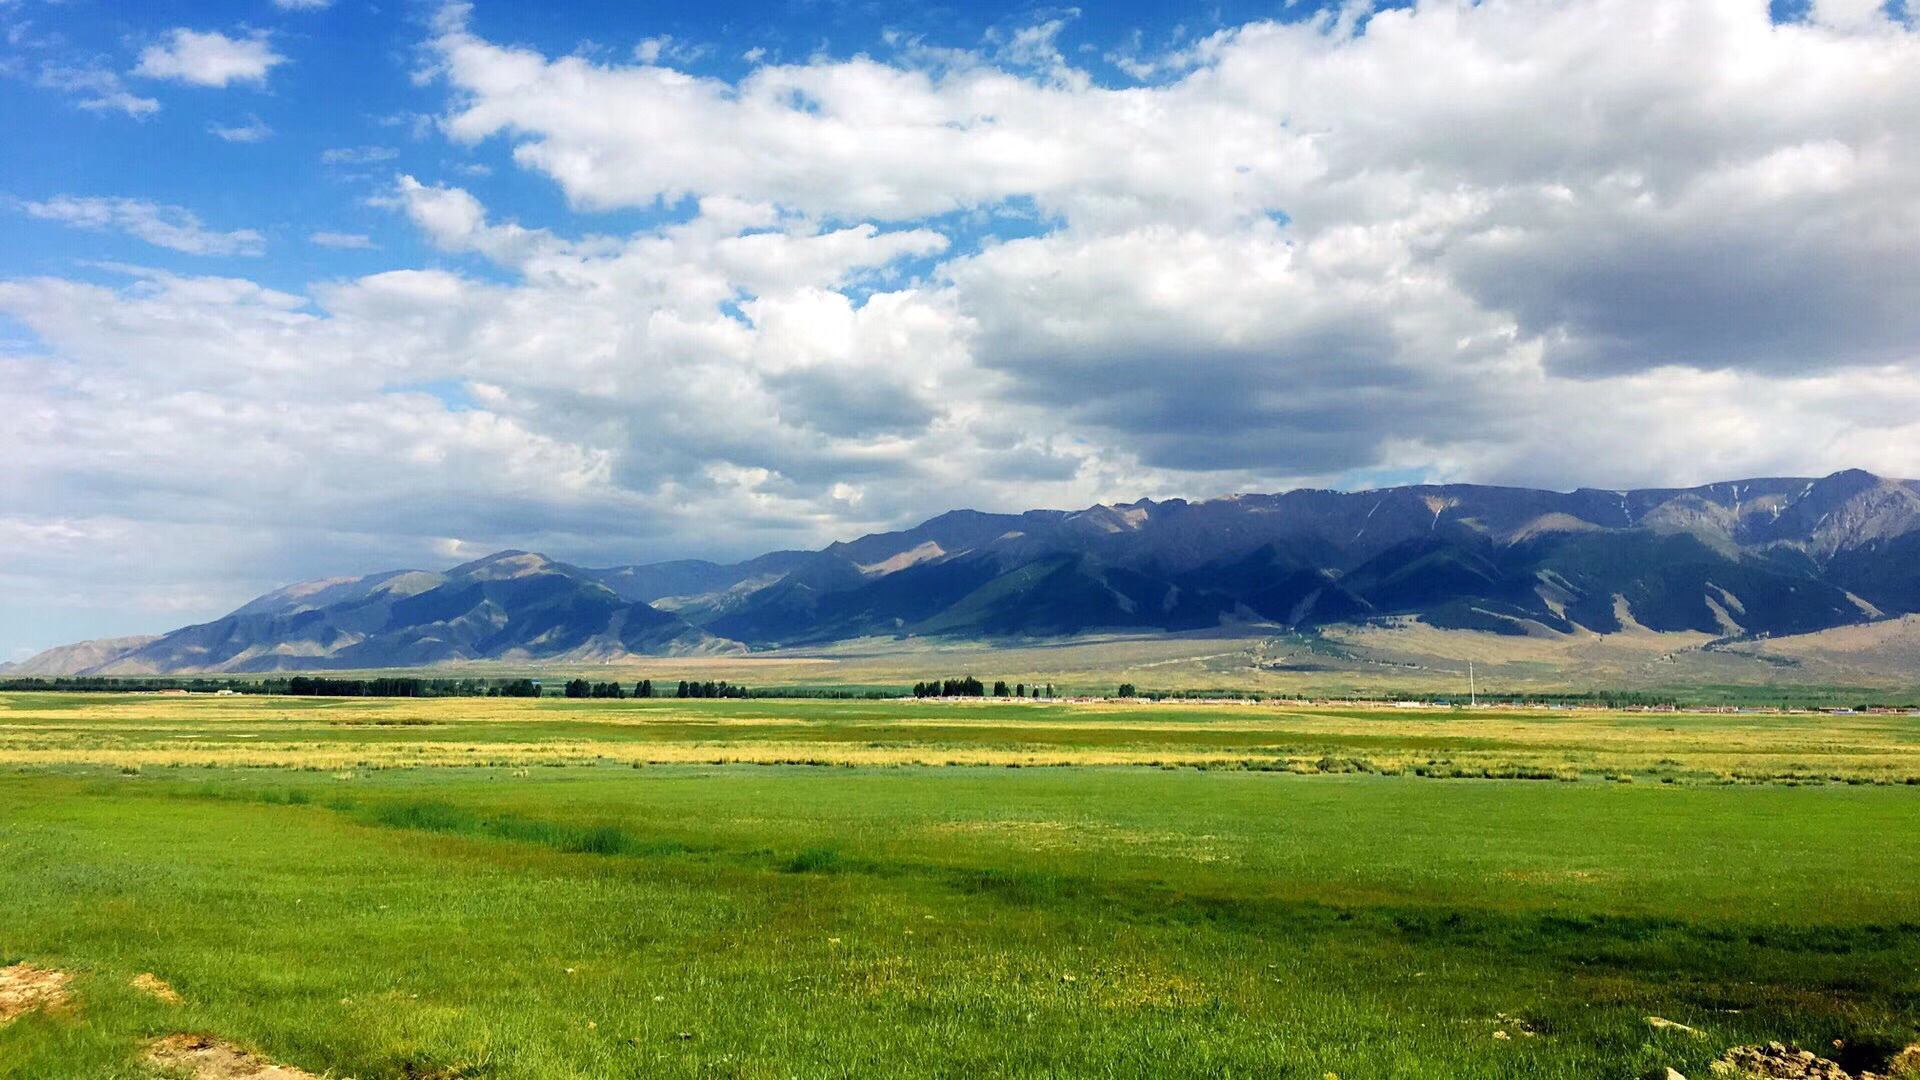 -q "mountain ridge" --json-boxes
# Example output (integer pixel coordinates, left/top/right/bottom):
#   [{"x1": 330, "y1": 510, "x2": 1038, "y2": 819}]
[{"x1": 16, "y1": 470, "x2": 1920, "y2": 675}]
